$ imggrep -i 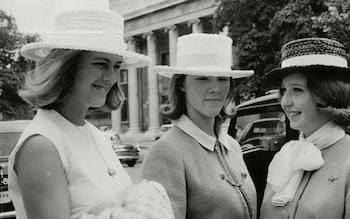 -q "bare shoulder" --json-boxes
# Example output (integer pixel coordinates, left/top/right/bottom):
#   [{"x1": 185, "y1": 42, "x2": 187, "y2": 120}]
[
  {"x1": 15, "y1": 134, "x2": 64, "y2": 180},
  {"x1": 15, "y1": 136, "x2": 70, "y2": 218}
]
